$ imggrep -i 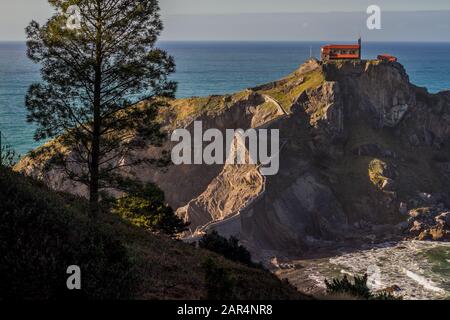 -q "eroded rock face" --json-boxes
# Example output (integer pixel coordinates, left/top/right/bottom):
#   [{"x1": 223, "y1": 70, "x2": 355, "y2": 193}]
[
  {"x1": 177, "y1": 163, "x2": 264, "y2": 233},
  {"x1": 15, "y1": 59, "x2": 450, "y2": 260},
  {"x1": 323, "y1": 61, "x2": 416, "y2": 129},
  {"x1": 408, "y1": 208, "x2": 450, "y2": 241}
]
